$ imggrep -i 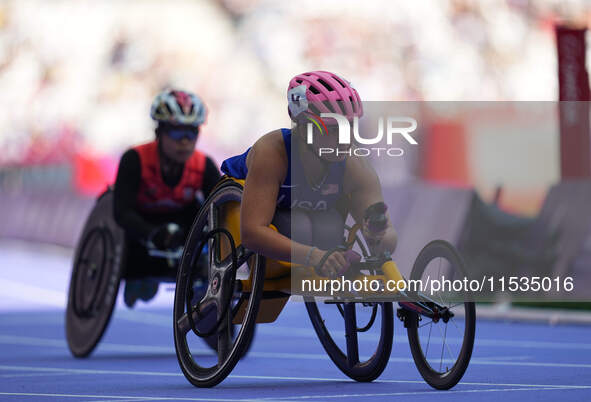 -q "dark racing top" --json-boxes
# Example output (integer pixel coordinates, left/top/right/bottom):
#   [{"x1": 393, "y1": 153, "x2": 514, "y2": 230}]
[
  {"x1": 113, "y1": 140, "x2": 221, "y2": 242},
  {"x1": 220, "y1": 128, "x2": 346, "y2": 212}
]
